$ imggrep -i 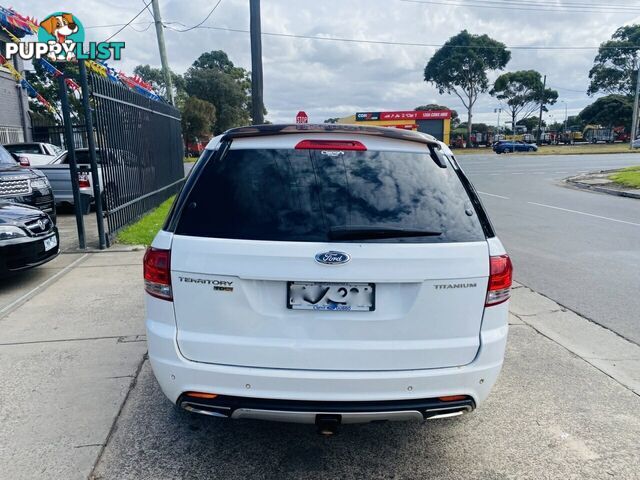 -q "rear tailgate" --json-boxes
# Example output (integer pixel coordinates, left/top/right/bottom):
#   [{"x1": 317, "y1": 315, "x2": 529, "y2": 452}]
[{"x1": 171, "y1": 237, "x2": 489, "y2": 371}]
